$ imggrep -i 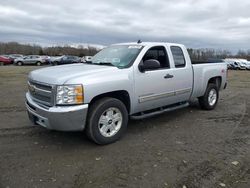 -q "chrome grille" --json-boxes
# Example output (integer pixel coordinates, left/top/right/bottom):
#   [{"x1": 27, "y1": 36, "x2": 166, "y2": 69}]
[{"x1": 28, "y1": 80, "x2": 54, "y2": 107}]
